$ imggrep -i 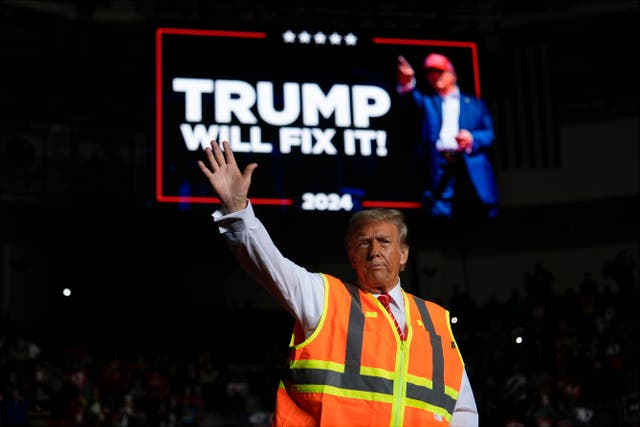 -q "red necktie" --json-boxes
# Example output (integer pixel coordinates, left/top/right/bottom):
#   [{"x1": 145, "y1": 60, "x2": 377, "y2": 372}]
[{"x1": 378, "y1": 293, "x2": 405, "y2": 340}]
